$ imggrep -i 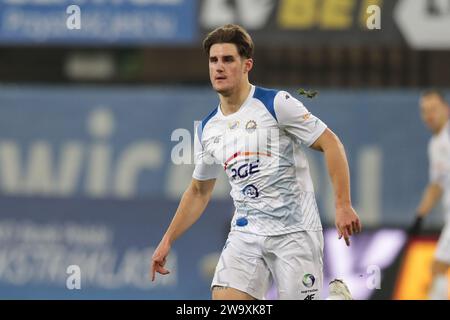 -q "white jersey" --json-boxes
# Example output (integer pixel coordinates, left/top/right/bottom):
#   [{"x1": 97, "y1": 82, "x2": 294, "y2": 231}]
[
  {"x1": 192, "y1": 85, "x2": 327, "y2": 236},
  {"x1": 428, "y1": 120, "x2": 450, "y2": 222}
]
